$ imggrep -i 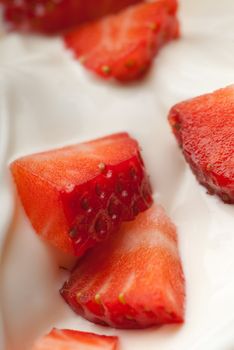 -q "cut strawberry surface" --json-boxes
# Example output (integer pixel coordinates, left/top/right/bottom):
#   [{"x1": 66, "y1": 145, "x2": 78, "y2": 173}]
[
  {"x1": 0, "y1": 0, "x2": 142, "y2": 34},
  {"x1": 10, "y1": 133, "x2": 152, "y2": 256},
  {"x1": 168, "y1": 85, "x2": 234, "y2": 204},
  {"x1": 32, "y1": 328, "x2": 118, "y2": 350},
  {"x1": 64, "y1": 0, "x2": 179, "y2": 82},
  {"x1": 61, "y1": 204, "x2": 185, "y2": 329}
]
